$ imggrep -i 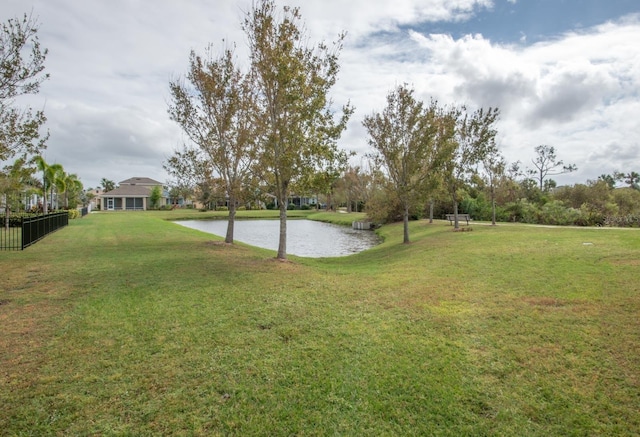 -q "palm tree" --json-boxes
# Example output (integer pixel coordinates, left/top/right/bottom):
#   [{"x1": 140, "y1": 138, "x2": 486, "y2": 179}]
[
  {"x1": 34, "y1": 156, "x2": 49, "y2": 213},
  {"x1": 48, "y1": 163, "x2": 65, "y2": 210},
  {"x1": 100, "y1": 178, "x2": 116, "y2": 192},
  {"x1": 62, "y1": 173, "x2": 83, "y2": 208}
]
